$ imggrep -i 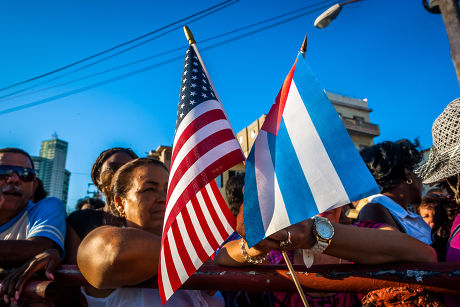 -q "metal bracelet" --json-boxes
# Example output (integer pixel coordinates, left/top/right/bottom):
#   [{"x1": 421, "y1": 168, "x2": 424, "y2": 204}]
[{"x1": 240, "y1": 238, "x2": 268, "y2": 264}]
